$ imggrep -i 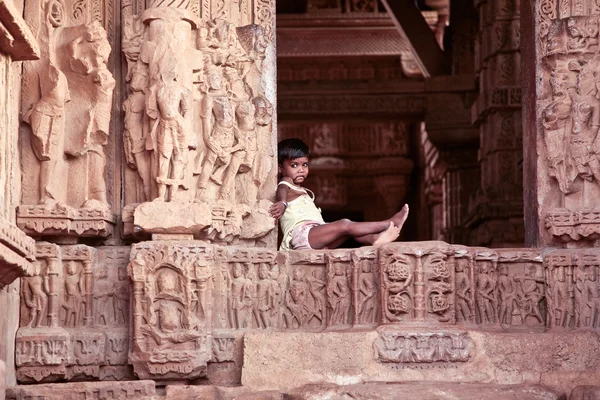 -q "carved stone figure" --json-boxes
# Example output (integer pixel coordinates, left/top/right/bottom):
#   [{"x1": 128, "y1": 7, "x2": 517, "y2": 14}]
[
  {"x1": 66, "y1": 21, "x2": 115, "y2": 210},
  {"x1": 497, "y1": 265, "x2": 516, "y2": 325},
  {"x1": 23, "y1": 63, "x2": 70, "y2": 208},
  {"x1": 256, "y1": 263, "x2": 278, "y2": 328},
  {"x1": 142, "y1": 268, "x2": 202, "y2": 345},
  {"x1": 475, "y1": 261, "x2": 497, "y2": 324},
  {"x1": 515, "y1": 264, "x2": 545, "y2": 325},
  {"x1": 94, "y1": 265, "x2": 113, "y2": 326},
  {"x1": 123, "y1": 88, "x2": 152, "y2": 201},
  {"x1": 22, "y1": 263, "x2": 49, "y2": 329},
  {"x1": 196, "y1": 63, "x2": 238, "y2": 201},
  {"x1": 455, "y1": 259, "x2": 475, "y2": 323},
  {"x1": 62, "y1": 261, "x2": 84, "y2": 328},
  {"x1": 550, "y1": 265, "x2": 575, "y2": 328},
  {"x1": 542, "y1": 70, "x2": 572, "y2": 194},
  {"x1": 327, "y1": 263, "x2": 351, "y2": 326},
  {"x1": 230, "y1": 263, "x2": 251, "y2": 329},
  {"x1": 283, "y1": 268, "x2": 325, "y2": 330},
  {"x1": 356, "y1": 261, "x2": 377, "y2": 324},
  {"x1": 147, "y1": 66, "x2": 193, "y2": 202}
]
